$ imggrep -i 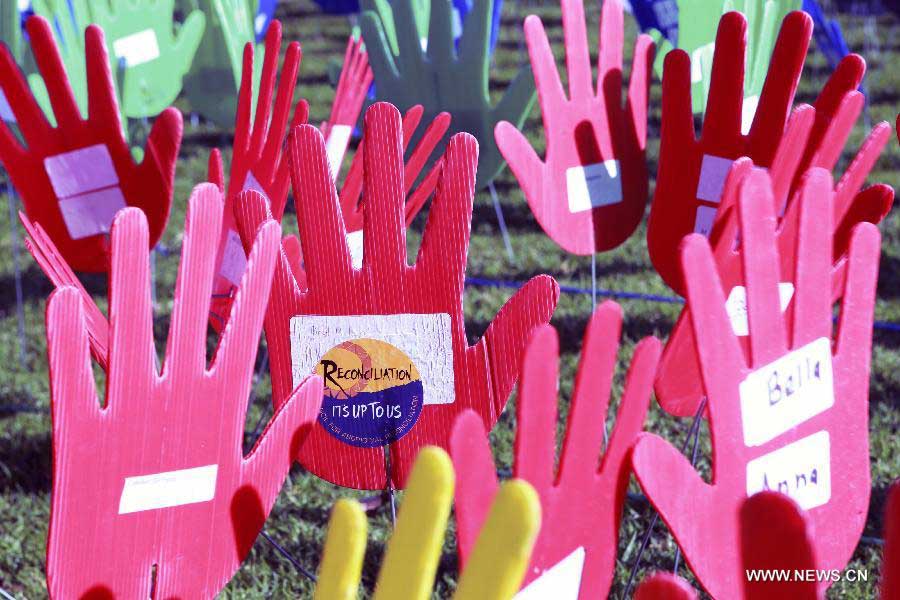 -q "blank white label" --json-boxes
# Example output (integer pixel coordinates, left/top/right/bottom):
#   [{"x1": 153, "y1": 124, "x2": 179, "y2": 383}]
[
  {"x1": 241, "y1": 171, "x2": 270, "y2": 204},
  {"x1": 58, "y1": 188, "x2": 127, "y2": 240},
  {"x1": 113, "y1": 29, "x2": 161, "y2": 67},
  {"x1": 566, "y1": 160, "x2": 622, "y2": 213},
  {"x1": 346, "y1": 229, "x2": 364, "y2": 268},
  {"x1": 0, "y1": 89, "x2": 13, "y2": 122},
  {"x1": 690, "y1": 42, "x2": 715, "y2": 83},
  {"x1": 725, "y1": 283, "x2": 794, "y2": 337},
  {"x1": 451, "y1": 7, "x2": 464, "y2": 38},
  {"x1": 290, "y1": 313, "x2": 454, "y2": 405},
  {"x1": 44, "y1": 144, "x2": 119, "y2": 199},
  {"x1": 741, "y1": 94, "x2": 760, "y2": 135},
  {"x1": 739, "y1": 337, "x2": 834, "y2": 447},
  {"x1": 696, "y1": 154, "x2": 733, "y2": 203},
  {"x1": 219, "y1": 229, "x2": 248, "y2": 286},
  {"x1": 118, "y1": 464, "x2": 218, "y2": 514},
  {"x1": 746, "y1": 431, "x2": 831, "y2": 510},
  {"x1": 693, "y1": 205, "x2": 717, "y2": 236},
  {"x1": 515, "y1": 547, "x2": 585, "y2": 600},
  {"x1": 325, "y1": 124, "x2": 353, "y2": 182}
]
